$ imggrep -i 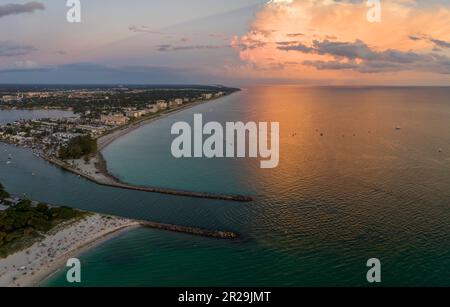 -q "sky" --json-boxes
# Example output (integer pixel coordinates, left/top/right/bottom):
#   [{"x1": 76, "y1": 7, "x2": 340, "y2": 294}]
[{"x1": 0, "y1": 0, "x2": 450, "y2": 85}]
